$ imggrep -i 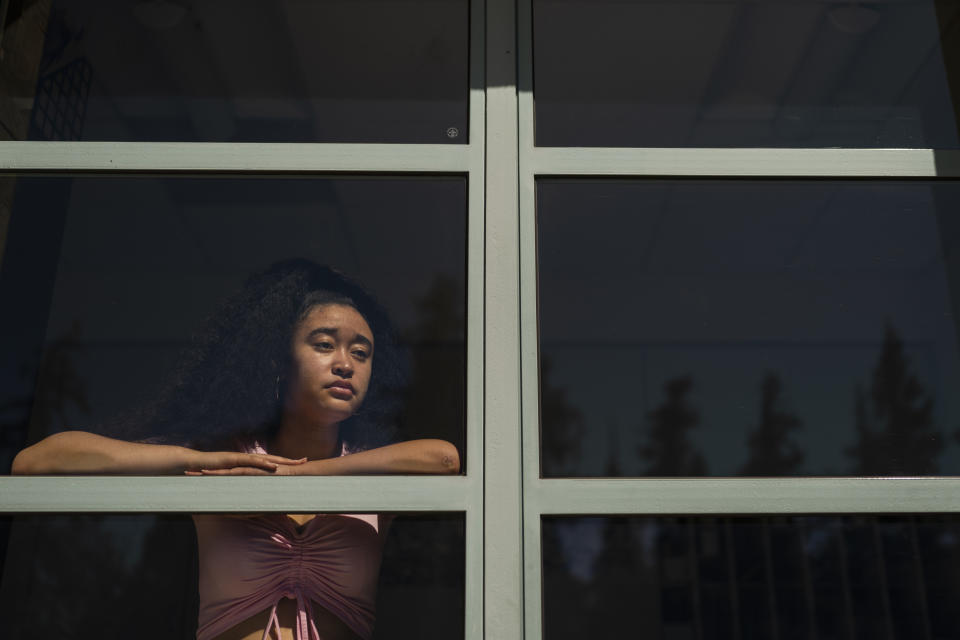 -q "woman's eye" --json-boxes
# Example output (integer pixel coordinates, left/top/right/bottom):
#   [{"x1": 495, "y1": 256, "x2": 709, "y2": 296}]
[
  {"x1": 313, "y1": 341, "x2": 334, "y2": 351},
  {"x1": 352, "y1": 349, "x2": 369, "y2": 360}
]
